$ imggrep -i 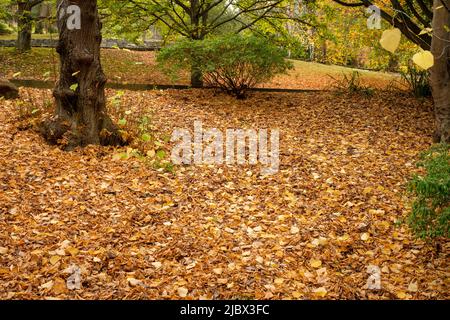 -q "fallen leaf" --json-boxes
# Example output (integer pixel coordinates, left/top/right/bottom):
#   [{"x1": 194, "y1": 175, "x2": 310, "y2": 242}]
[
  {"x1": 408, "y1": 282, "x2": 418, "y2": 292},
  {"x1": 360, "y1": 232, "x2": 370, "y2": 241},
  {"x1": 310, "y1": 259, "x2": 322, "y2": 268},
  {"x1": 312, "y1": 287, "x2": 327, "y2": 297},
  {"x1": 177, "y1": 287, "x2": 188, "y2": 298},
  {"x1": 49, "y1": 255, "x2": 61, "y2": 265},
  {"x1": 290, "y1": 226, "x2": 300, "y2": 234},
  {"x1": 39, "y1": 280, "x2": 54, "y2": 290}
]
